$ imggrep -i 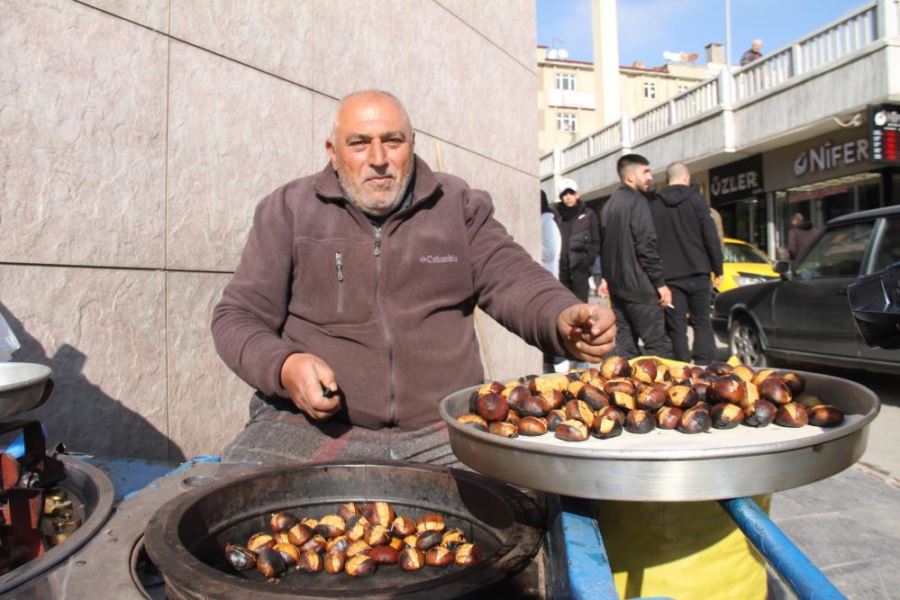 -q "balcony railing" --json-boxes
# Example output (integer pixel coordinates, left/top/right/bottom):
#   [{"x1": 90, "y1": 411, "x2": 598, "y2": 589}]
[{"x1": 541, "y1": 1, "x2": 885, "y2": 179}]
